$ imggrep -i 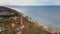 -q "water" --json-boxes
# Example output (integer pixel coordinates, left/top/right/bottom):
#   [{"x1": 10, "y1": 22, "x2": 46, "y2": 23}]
[{"x1": 7, "y1": 6, "x2": 60, "y2": 32}]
